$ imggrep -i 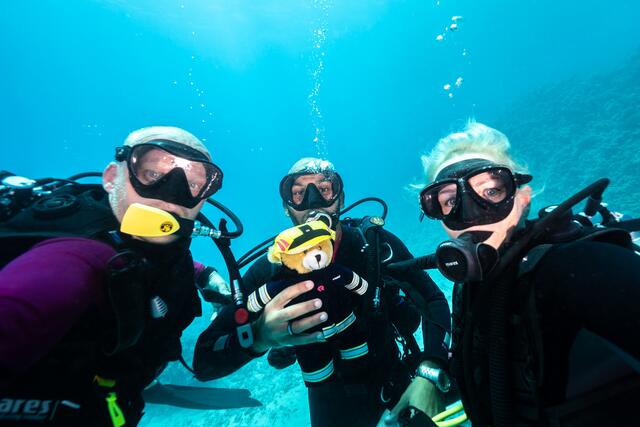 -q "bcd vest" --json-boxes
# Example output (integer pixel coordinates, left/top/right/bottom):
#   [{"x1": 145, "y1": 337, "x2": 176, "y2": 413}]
[
  {"x1": 450, "y1": 225, "x2": 640, "y2": 427},
  {"x1": 0, "y1": 185, "x2": 201, "y2": 424}
]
